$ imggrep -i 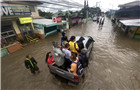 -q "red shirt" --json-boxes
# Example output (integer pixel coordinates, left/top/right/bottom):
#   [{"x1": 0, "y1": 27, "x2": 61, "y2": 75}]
[{"x1": 47, "y1": 55, "x2": 55, "y2": 65}]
